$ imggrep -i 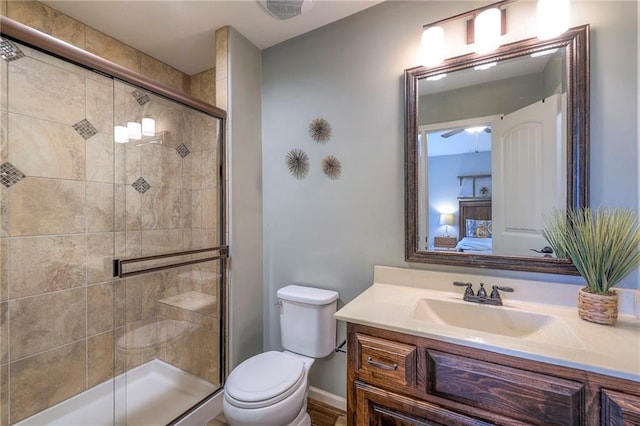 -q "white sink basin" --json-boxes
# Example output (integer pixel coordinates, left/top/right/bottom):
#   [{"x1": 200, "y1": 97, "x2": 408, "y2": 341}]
[{"x1": 410, "y1": 298, "x2": 584, "y2": 348}]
